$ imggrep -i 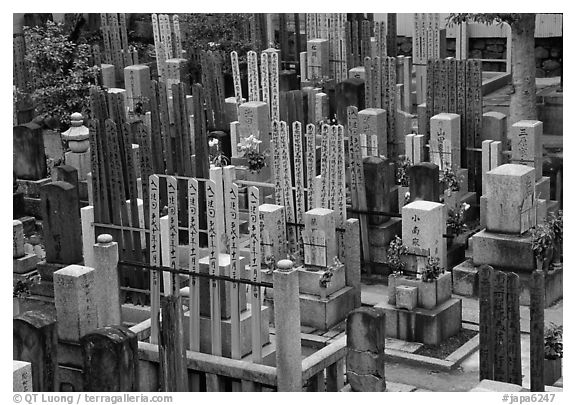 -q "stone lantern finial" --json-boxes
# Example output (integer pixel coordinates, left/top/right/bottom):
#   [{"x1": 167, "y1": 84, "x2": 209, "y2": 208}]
[{"x1": 61, "y1": 112, "x2": 90, "y2": 153}]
